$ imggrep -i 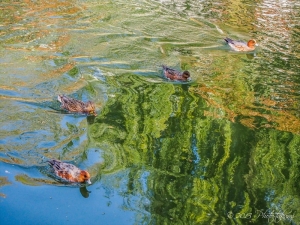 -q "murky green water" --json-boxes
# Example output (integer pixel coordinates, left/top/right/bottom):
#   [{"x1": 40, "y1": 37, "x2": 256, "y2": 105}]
[{"x1": 1, "y1": 0, "x2": 300, "y2": 224}]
